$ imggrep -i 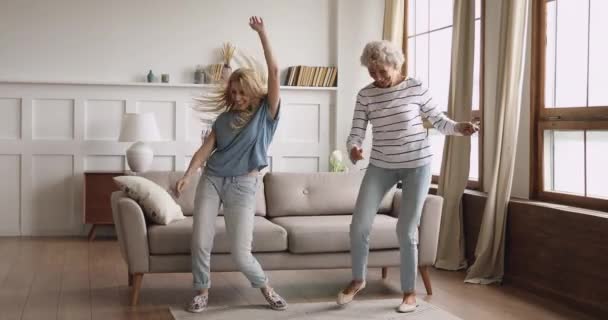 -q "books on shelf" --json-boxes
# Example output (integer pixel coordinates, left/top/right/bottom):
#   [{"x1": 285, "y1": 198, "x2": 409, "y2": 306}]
[{"x1": 284, "y1": 66, "x2": 337, "y2": 87}]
